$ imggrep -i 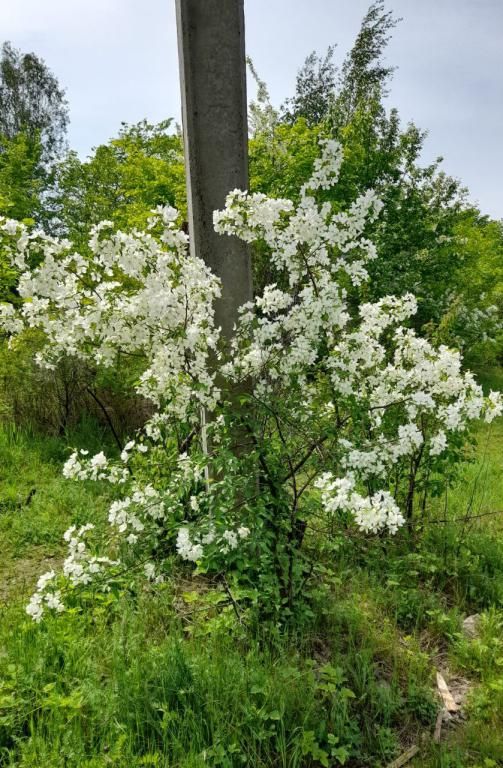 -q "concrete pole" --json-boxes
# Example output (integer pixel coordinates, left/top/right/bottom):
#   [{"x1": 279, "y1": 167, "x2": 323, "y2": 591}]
[{"x1": 175, "y1": 0, "x2": 253, "y2": 339}]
